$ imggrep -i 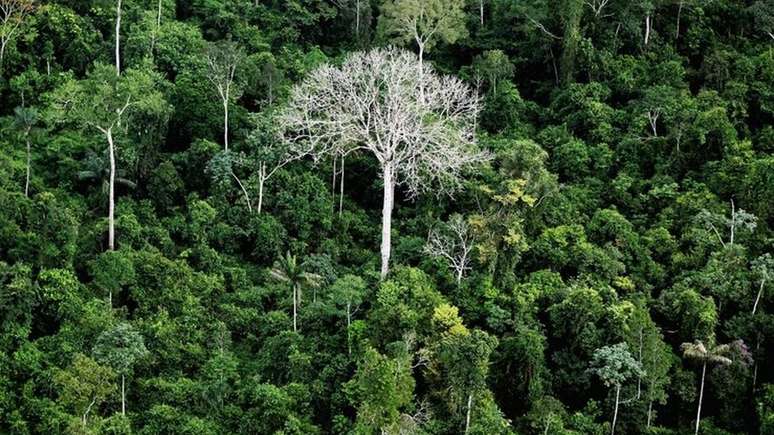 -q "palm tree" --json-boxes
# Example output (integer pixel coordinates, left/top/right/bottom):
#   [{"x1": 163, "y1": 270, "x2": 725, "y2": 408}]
[
  {"x1": 680, "y1": 340, "x2": 733, "y2": 435},
  {"x1": 78, "y1": 151, "x2": 137, "y2": 196},
  {"x1": 270, "y1": 252, "x2": 322, "y2": 333},
  {"x1": 13, "y1": 106, "x2": 38, "y2": 197}
]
